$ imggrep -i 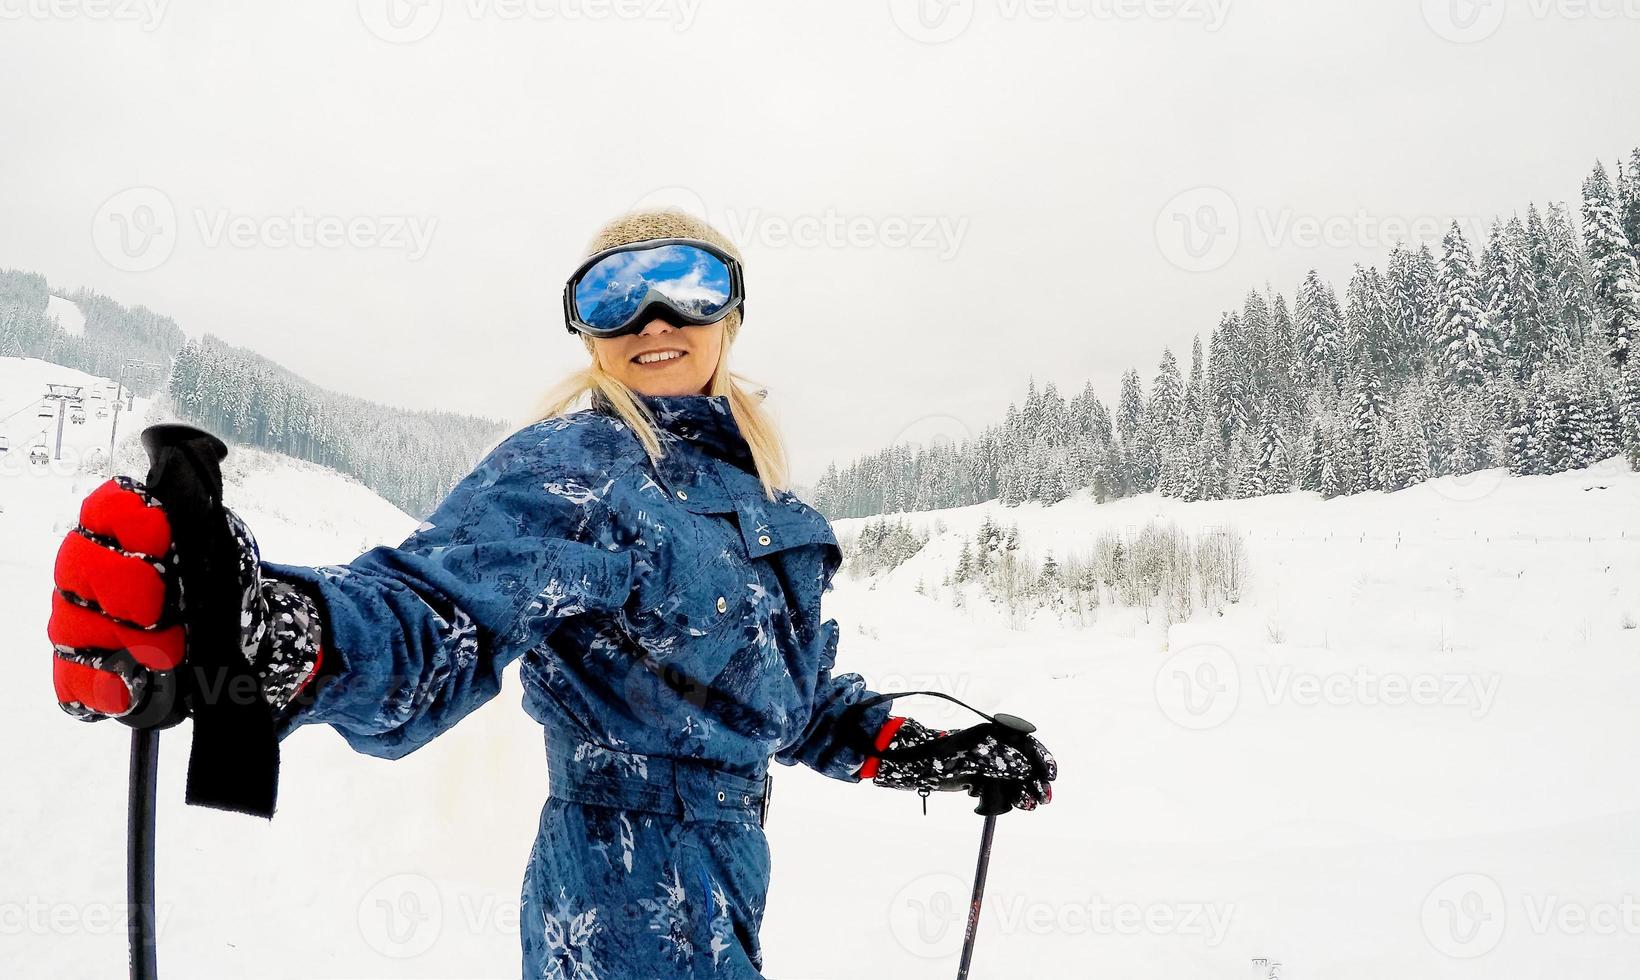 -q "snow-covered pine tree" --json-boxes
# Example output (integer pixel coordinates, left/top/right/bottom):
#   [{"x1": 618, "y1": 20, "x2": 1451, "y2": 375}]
[
  {"x1": 1319, "y1": 424, "x2": 1345, "y2": 499},
  {"x1": 1297, "y1": 269, "x2": 1345, "y2": 390},
  {"x1": 1150, "y1": 349, "x2": 1185, "y2": 495},
  {"x1": 1270, "y1": 291, "x2": 1299, "y2": 395},
  {"x1": 1434, "y1": 221, "x2": 1502, "y2": 388},
  {"x1": 1193, "y1": 414, "x2": 1226, "y2": 501},
  {"x1": 1345, "y1": 264, "x2": 1393, "y2": 377},
  {"x1": 1581, "y1": 161, "x2": 1640, "y2": 367},
  {"x1": 1490, "y1": 217, "x2": 1551, "y2": 380},
  {"x1": 1387, "y1": 244, "x2": 1432, "y2": 378},
  {"x1": 1251, "y1": 402, "x2": 1292, "y2": 495},
  {"x1": 1621, "y1": 147, "x2": 1640, "y2": 265},
  {"x1": 1386, "y1": 411, "x2": 1431, "y2": 490},
  {"x1": 1547, "y1": 202, "x2": 1596, "y2": 350},
  {"x1": 1525, "y1": 204, "x2": 1572, "y2": 361},
  {"x1": 1621, "y1": 355, "x2": 1640, "y2": 467},
  {"x1": 1116, "y1": 369, "x2": 1154, "y2": 493},
  {"x1": 1302, "y1": 422, "x2": 1325, "y2": 492},
  {"x1": 1350, "y1": 365, "x2": 1389, "y2": 491},
  {"x1": 1242, "y1": 290, "x2": 1274, "y2": 420},
  {"x1": 1209, "y1": 313, "x2": 1250, "y2": 442}
]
